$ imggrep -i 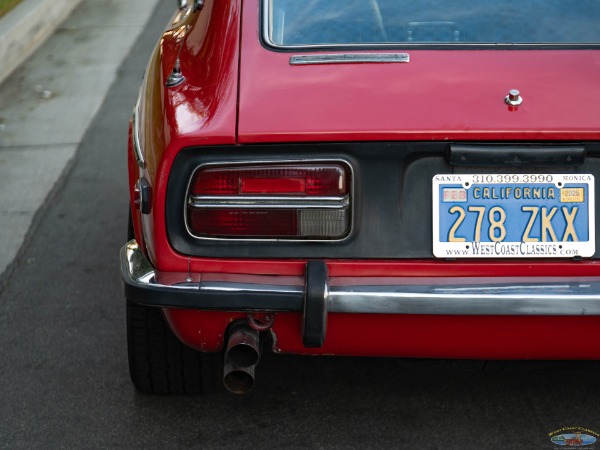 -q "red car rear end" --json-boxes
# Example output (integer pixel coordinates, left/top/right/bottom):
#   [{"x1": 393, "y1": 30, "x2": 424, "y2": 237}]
[{"x1": 122, "y1": 0, "x2": 600, "y2": 394}]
